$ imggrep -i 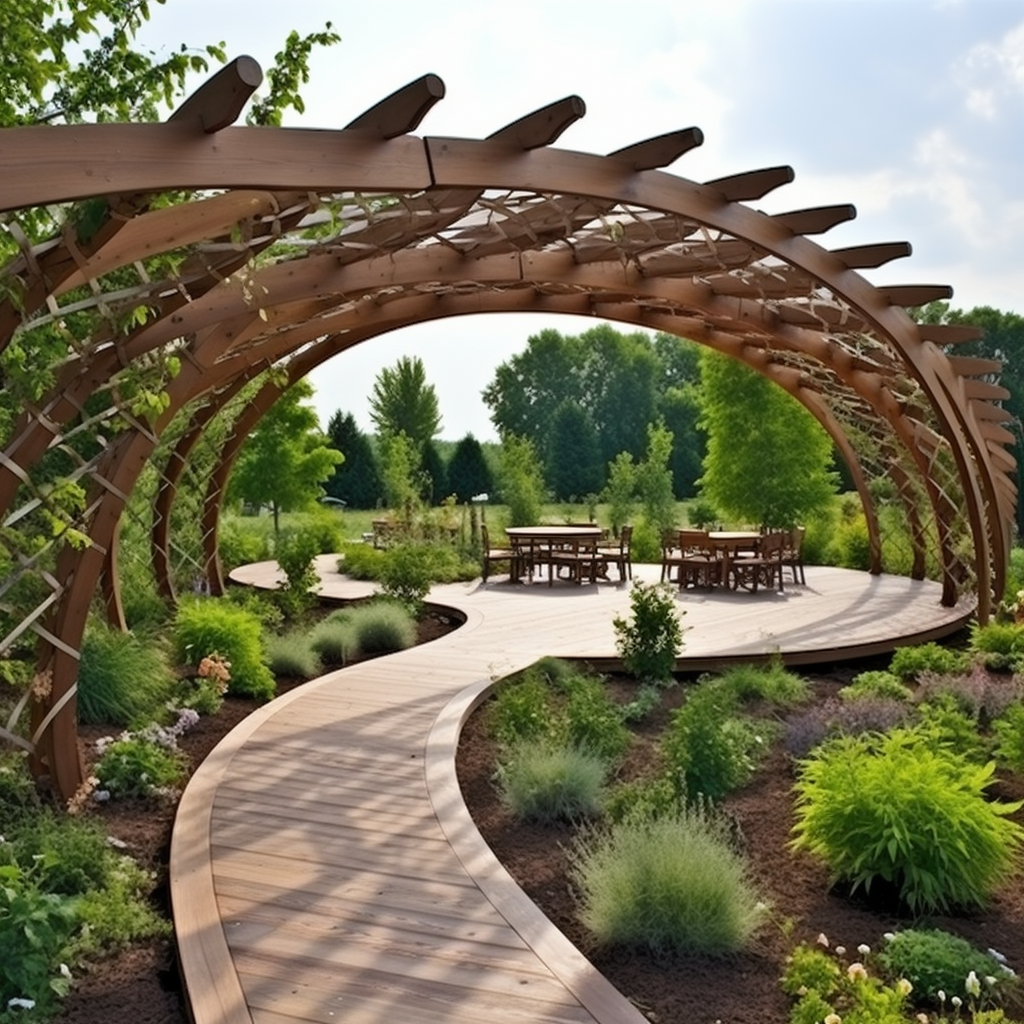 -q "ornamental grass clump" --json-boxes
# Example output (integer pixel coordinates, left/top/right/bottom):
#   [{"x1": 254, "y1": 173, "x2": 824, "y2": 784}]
[
  {"x1": 716, "y1": 660, "x2": 810, "y2": 708},
  {"x1": 568, "y1": 806, "x2": 766, "y2": 955},
  {"x1": 345, "y1": 599, "x2": 416, "y2": 655},
  {"x1": 308, "y1": 618, "x2": 356, "y2": 667},
  {"x1": 265, "y1": 632, "x2": 323, "y2": 680},
  {"x1": 497, "y1": 739, "x2": 607, "y2": 822},
  {"x1": 791, "y1": 727, "x2": 1023, "y2": 913}
]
